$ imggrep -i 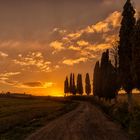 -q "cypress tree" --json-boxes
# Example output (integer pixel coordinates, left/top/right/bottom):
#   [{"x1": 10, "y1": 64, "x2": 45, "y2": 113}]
[
  {"x1": 118, "y1": 0, "x2": 136, "y2": 111},
  {"x1": 77, "y1": 74, "x2": 83, "y2": 95},
  {"x1": 64, "y1": 76, "x2": 69, "y2": 96},
  {"x1": 132, "y1": 18, "x2": 140, "y2": 89},
  {"x1": 100, "y1": 49, "x2": 109, "y2": 99},
  {"x1": 93, "y1": 61, "x2": 100, "y2": 97},
  {"x1": 85, "y1": 73, "x2": 91, "y2": 95},
  {"x1": 110, "y1": 42, "x2": 120, "y2": 102},
  {"x1": 70, "y1": 73, "x2": 73, "y2": 94},
  {"x1": 72, "y1": 73, "x2": 77, "y2": 95},
  {"x1": 94, "y1": 49, "x2": 118, "y2": 101},
  {"x1": 105, "y1": 60, "x2": 117, "y2": 101}
]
